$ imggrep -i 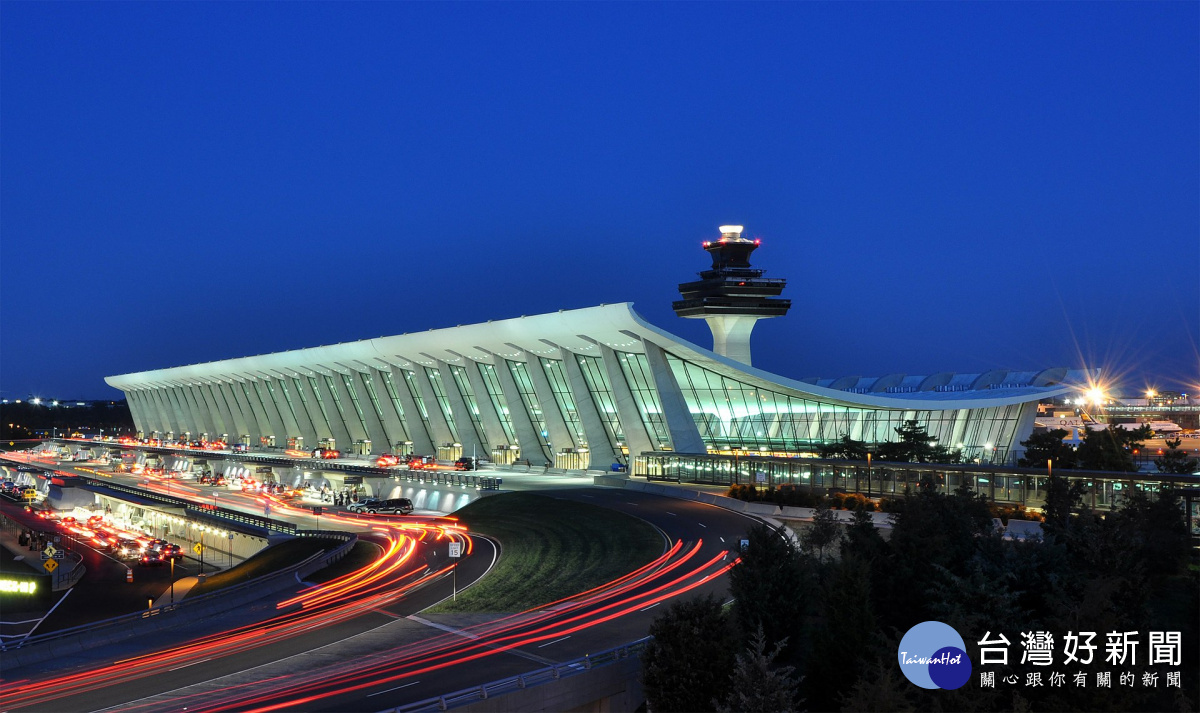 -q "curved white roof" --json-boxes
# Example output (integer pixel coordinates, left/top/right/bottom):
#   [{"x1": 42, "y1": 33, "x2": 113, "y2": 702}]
[{"x1": 106, "y1": 303, "x2": 1085, "y2": 410}]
